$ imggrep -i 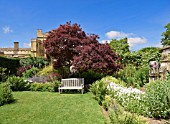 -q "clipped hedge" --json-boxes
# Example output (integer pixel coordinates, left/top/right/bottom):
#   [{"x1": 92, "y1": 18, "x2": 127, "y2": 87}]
[{"x1": 0, "y1": 56, "x2": 20, "y2": 75}]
